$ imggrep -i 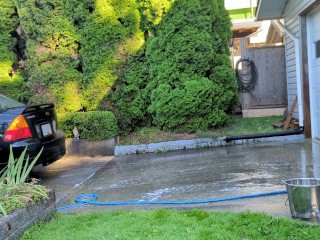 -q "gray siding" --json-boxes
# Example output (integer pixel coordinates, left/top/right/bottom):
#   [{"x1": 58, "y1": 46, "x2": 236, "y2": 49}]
[{"x1": 283, "y1": 0, "x2": 315, "y2": 117}]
